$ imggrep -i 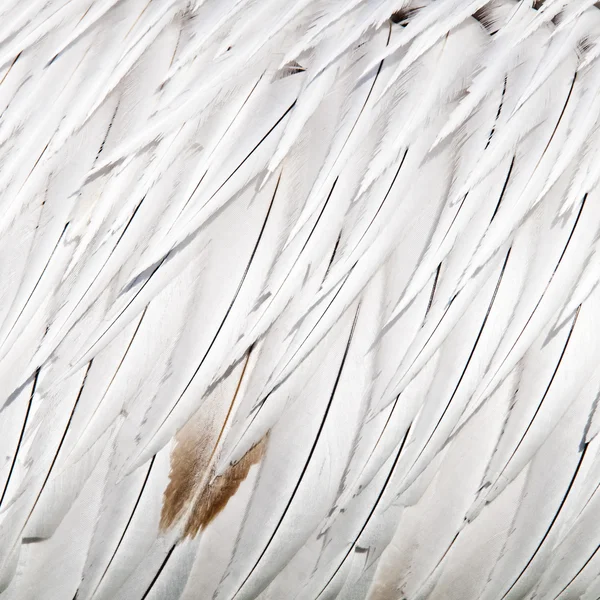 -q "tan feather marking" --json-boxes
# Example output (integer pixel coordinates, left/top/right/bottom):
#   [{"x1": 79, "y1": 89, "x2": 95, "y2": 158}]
[
  {"x1": 183, "y1": 433, "x2": 268, "y2": 538},
  {"x1": 160, "y1": 412, "x2": 215, "y2": 531},
  {"x1": 160, "y1": 350, "x2": 254, "y2": 531}
]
